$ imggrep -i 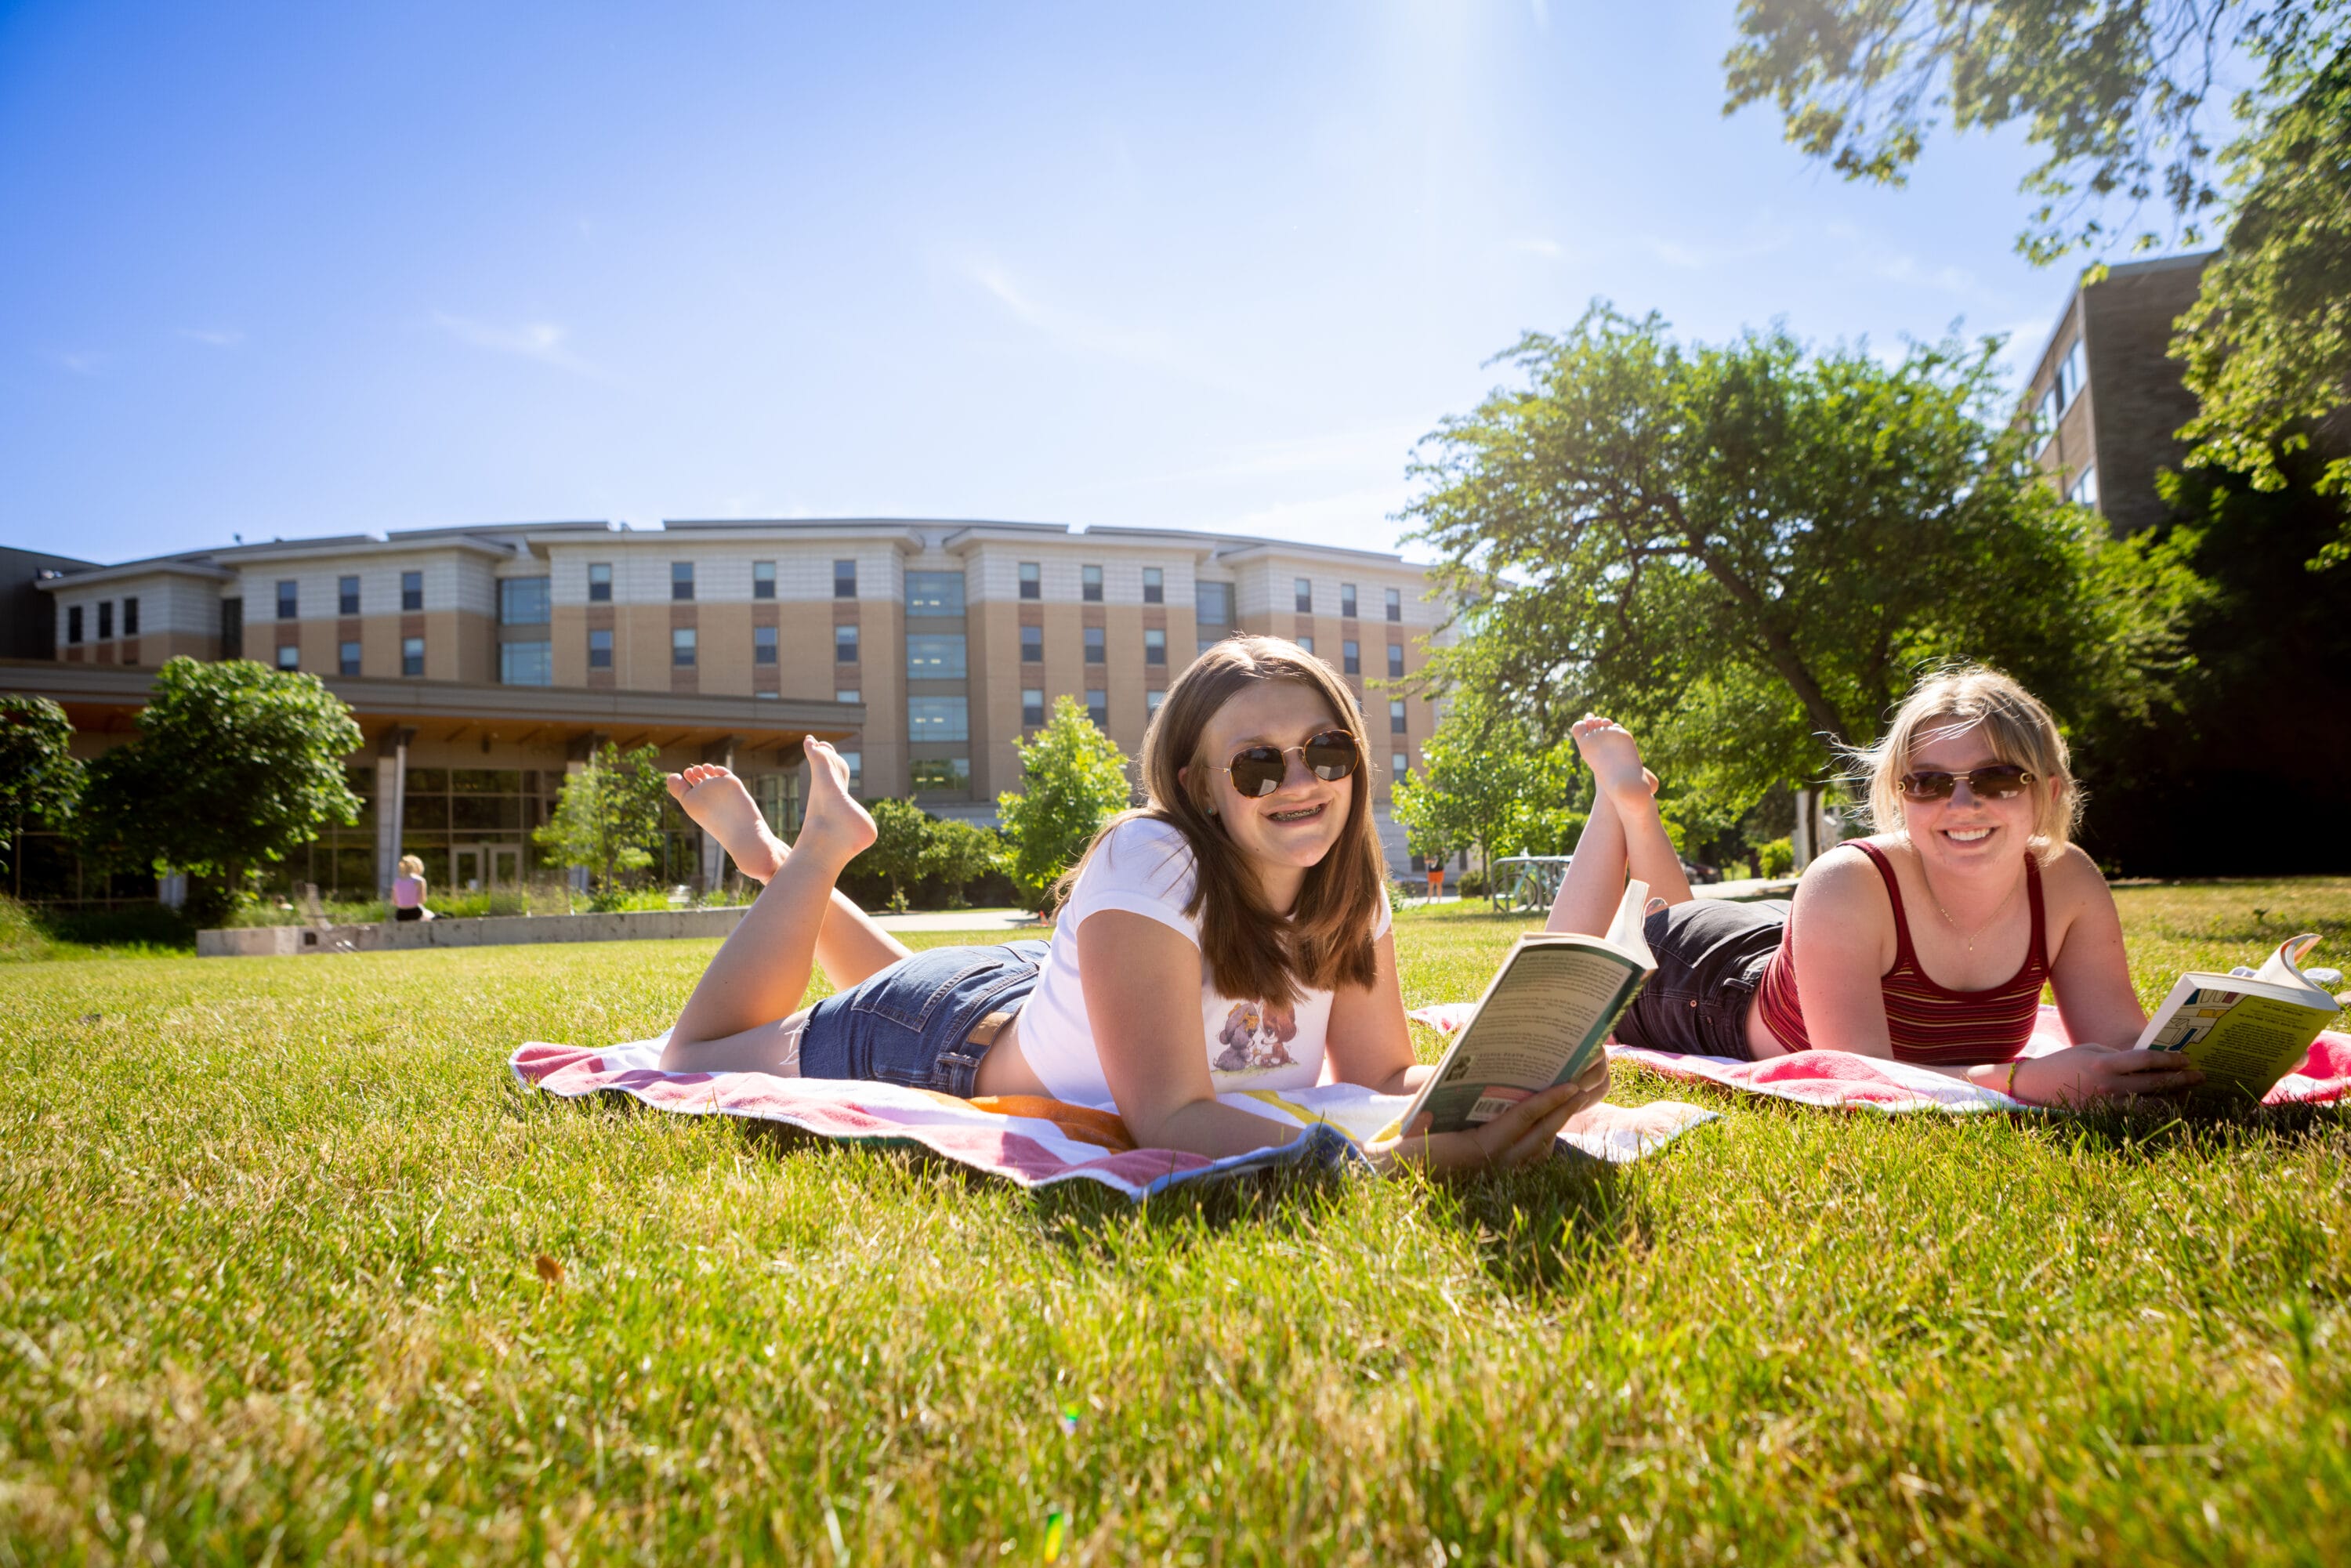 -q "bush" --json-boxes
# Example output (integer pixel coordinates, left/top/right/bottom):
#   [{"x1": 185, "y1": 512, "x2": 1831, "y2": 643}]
[
  {"x1": 1455, "y1": 870, "x2": 1487, "y2": 898},
  {"x1": 1757, "y1": 837, "x2": 1795, "y2": 878}
]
